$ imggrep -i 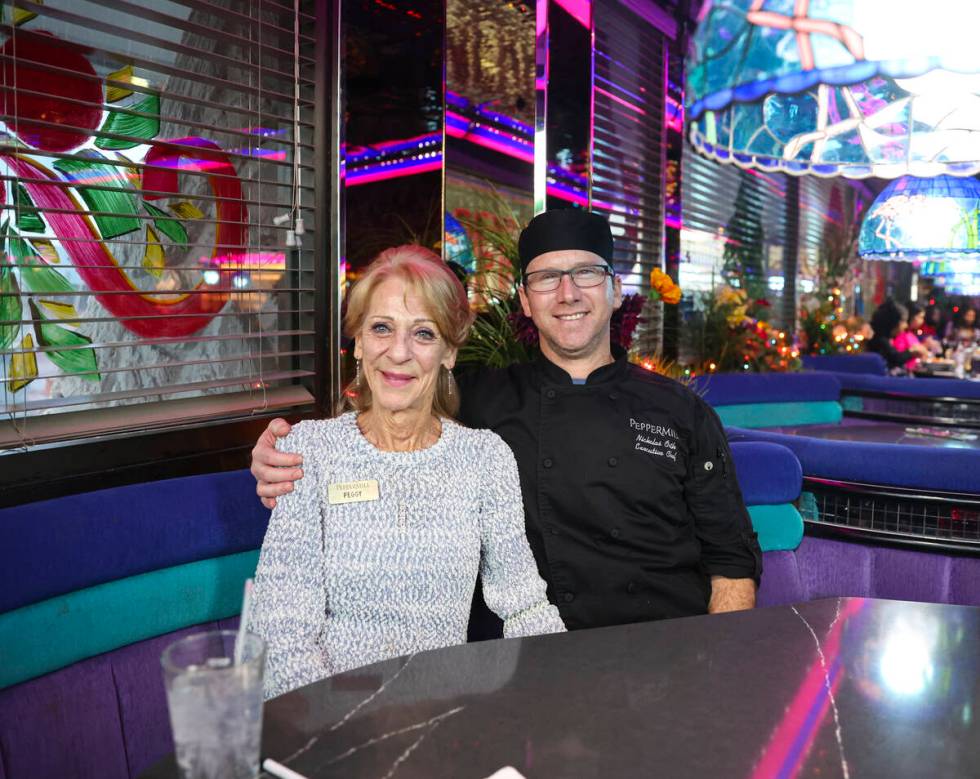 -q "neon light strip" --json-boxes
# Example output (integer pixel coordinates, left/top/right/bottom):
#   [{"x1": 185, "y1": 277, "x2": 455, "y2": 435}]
[
  {"x1": 446, "y1": 90, "x2": 534, "y2": 136},
  {"x1": 554, "y1": 0, "x2": 591, "y2": 28},
  {"x1": 594, "y1": 85, "x2": 646, "y2": 115},
  {"x1": 347, "y1": 156, "x2": 442, "y2": 186},
  {"x1": 446, "y1": 111, "x2": 535, "y2": 163}
]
